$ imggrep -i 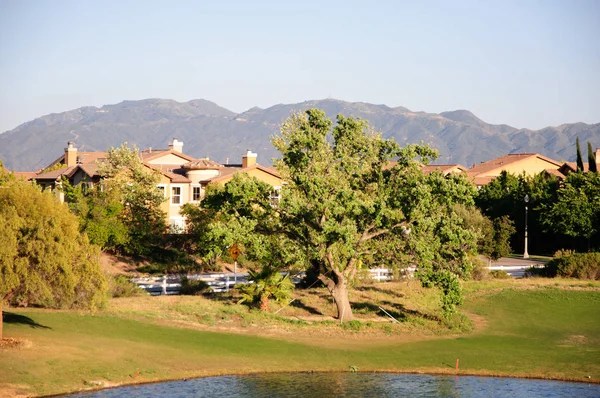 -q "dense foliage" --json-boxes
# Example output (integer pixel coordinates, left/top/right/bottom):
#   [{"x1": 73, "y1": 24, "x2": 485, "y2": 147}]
[
  {"x1": 540, "y1": 172, "x2": 600, "y2": 250},
  {"x1": 540, "y1": 252, "x2": 600, "y2": 279},
  {"x1": 0, "y1": 180, "x2": 106, "y2": 338},
  {"x1": 271, "y1": 110, "x2": 480, "y2": 318},
  {"x1": 64, "y1": 143, "x2": 167, "y2": 255},
  {"x1": 238, "y1": 267, "x2": 295, "y2": 311}
]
